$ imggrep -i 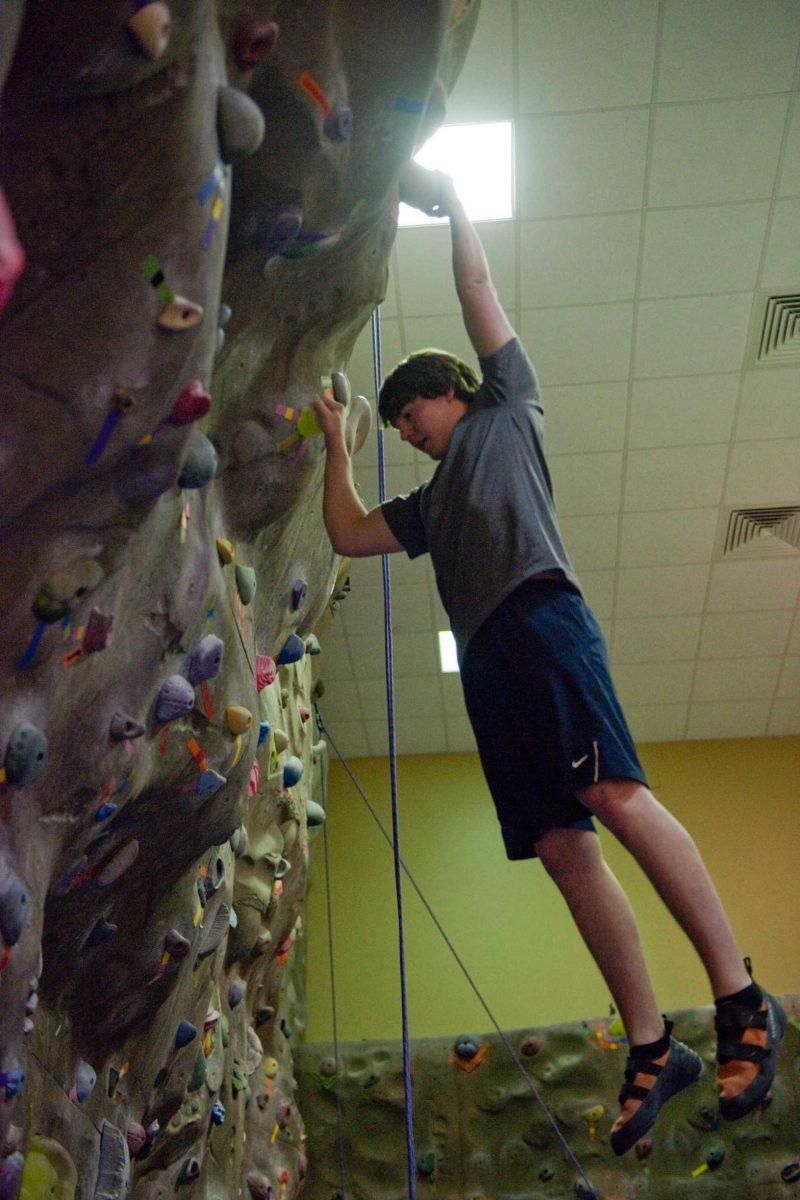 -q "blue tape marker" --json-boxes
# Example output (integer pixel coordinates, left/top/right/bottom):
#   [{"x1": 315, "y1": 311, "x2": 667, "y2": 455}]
[
  {"x1": 85, "y1": 410, "x2": 121, "y2": 466},
  {"x1": 17, "y1": 621, "x2": 46, "y2": 669},
  {"x1": 394, "y1": 97, "x2": 425, "y2": 115},
  {"x1": 198, "y1": 164, "x2": 225, "y2": 206}
]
